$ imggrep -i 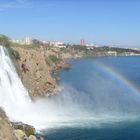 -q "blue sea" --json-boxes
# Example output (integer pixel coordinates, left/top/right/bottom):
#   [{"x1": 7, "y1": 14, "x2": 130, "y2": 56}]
[{"x1": 43, "y1": 56, "x2": 140, "y2": 140}]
